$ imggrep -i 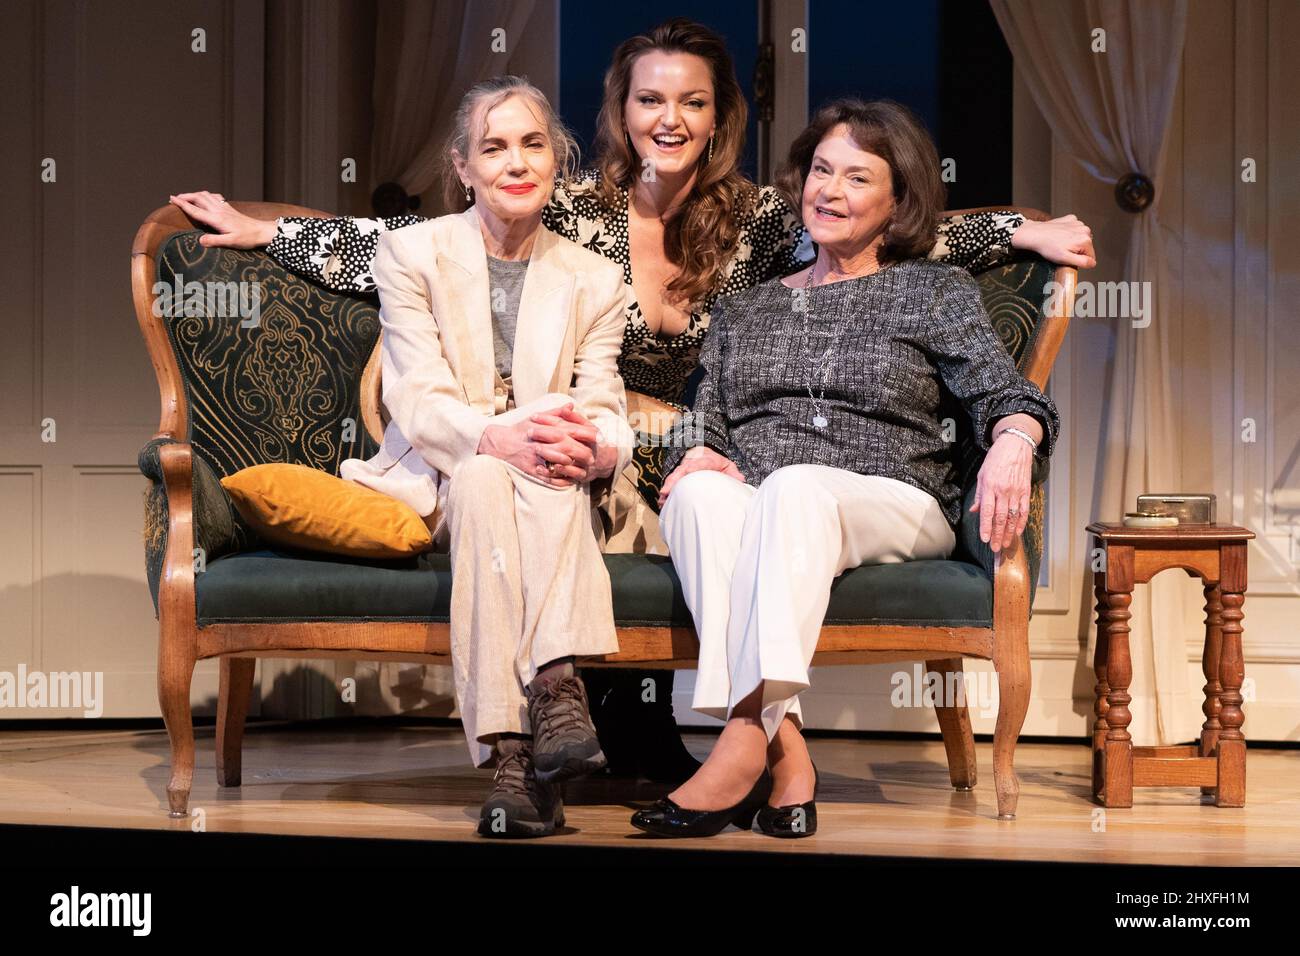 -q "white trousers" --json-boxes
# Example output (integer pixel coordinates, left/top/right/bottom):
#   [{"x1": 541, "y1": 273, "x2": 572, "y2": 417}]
[{"x1": 659, "y1": 465, "x2": 957, "y2": 742}]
